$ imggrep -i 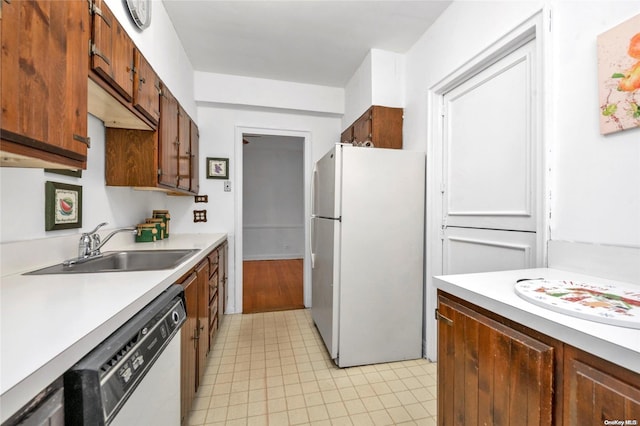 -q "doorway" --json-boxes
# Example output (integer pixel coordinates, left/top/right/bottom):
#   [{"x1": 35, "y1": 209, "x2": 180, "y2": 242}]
[{"x1": 242, "y1": 133, "x2": 305, "y2": 313}]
